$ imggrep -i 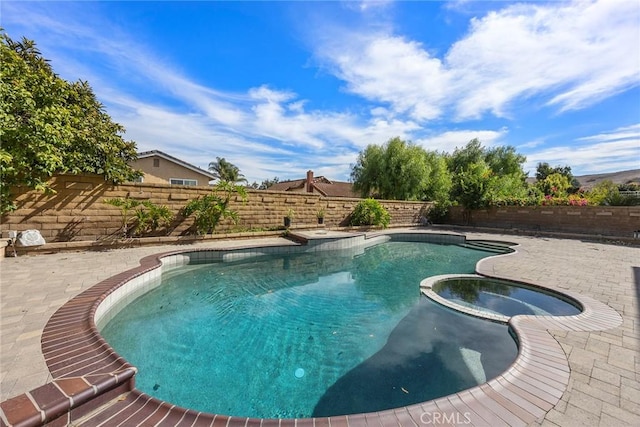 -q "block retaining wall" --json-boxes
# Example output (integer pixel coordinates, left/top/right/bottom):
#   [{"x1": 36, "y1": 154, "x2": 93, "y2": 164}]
[
  {"x1": 1, "y1": 175, "x2": 429, "y2": 242},
  {"x1": 446, "y1": 205, "x2": 640, "y2": 238}
]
